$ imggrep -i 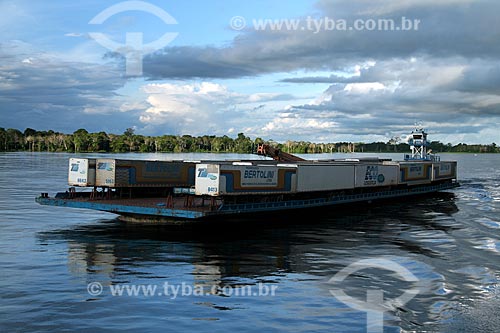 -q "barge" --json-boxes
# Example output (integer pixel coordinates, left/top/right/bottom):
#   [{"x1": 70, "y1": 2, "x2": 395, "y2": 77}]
[{"x1": 35, "y1": 127, "x2": 459, "y2": 223}]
